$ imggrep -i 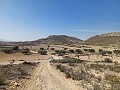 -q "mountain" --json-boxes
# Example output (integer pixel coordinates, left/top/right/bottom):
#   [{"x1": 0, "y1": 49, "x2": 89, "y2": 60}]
[
  {"x1": 33, "y1": 35, "x2": 83, "y2": 45},
  {"x1": 84, "y1": 32, "x2": 120, "y2": 46},
  {"x1": 0, "y1": 35, "x2": 82, "y2": 45}
]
